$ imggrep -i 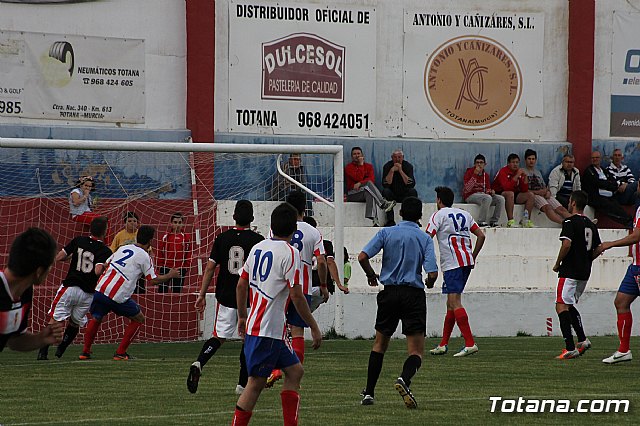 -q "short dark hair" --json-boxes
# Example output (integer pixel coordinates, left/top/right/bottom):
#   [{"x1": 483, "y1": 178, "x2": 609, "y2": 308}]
[
  {"x1": 351, "y1": 146, "x2": 363, "y2": 155},
  {"x1": 123, "y1": 211, "x2": 139, "y2": 223},
  {"x1": 302, "y1": 216, "x2": 317, "y2": 228},
  {"x1": 233, "y1": 200, "x2": 254, "y2": 226},
  {"x1": 435, "y1": 186, "x2": 455, "y2": 207},
  {"x1": 90, "y1": 217, "x2": 108, "y2": 238},
  {"x1": 400, "y1": 196, "x2": 423, "y2": 222},
  {"x1": 507, "y1": 153, "x2": 520, "y2": 163},
  {"x1": 286, "y1": 190, "x2": 306, "y2": 215},
  {"x1": 136, "y1": 225, "x2": 155, "y2": 245},
  {"x1": 8, "y1": 228, "x2": 57, "y2": 277},
  {"x1": 474, "y1": 154, "x2": 486, "y2": 163},
  {"x1": 170, "y1": 212, "x2": 183, "y2": 222},
  {"x1": 570, "y1": 190, "x2": 588, "y2": 210},
  {"x1": 524, "y1": 149, "x2": 537, "y2": 159},
  {"x1": 271, "y1": 203, "x2": 298, "y2": 238}
]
